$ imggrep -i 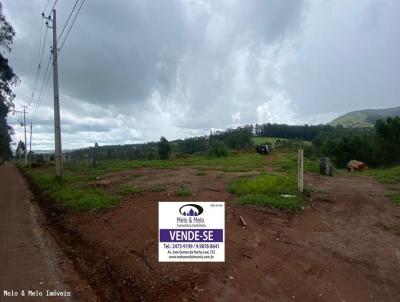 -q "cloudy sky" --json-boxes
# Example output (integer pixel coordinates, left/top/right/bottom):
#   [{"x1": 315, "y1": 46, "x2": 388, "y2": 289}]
[{"x1": 4, "y1": 0, "x2": 400, "y2": 150}]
